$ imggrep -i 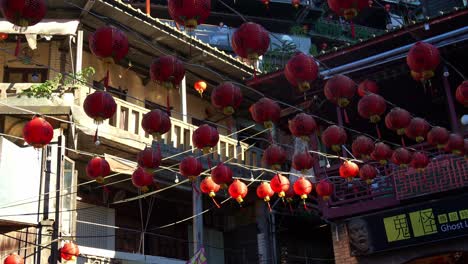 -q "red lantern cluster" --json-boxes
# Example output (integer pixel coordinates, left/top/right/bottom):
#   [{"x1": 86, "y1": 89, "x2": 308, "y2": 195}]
[
  {"x1": 83, "y1": 91, "x2": 117, "y2": 124},
  {"x1": 357, "y1": 93, "x2": 387, "y2": 123},
  {"x1": 179, "y1": 156, "x2": 203, "y2": 181},
  {"x1": 168, "y1": 0, "x2": 211, "y2": 29},
  {"x1": 3, "y1": 253, "x2": 24, "y2": 264},
  {"x1": 359, "y1": 164, "x2": 377, "y2": 184},
  {"x1": 270, "y1": 174, "x2": 290, "y2": 198},
  {"x1": 211, "y1": 82, "x2": 243, "y2": 115},
  {"x1": 192, "y1": 125, "x2": 219, "y2": 154},
  {"x1": 89, "y1": 27, "x2": 129, "y2": 64},
  {"x1": 427, "y1": 126, "x2": 449, "y2": 149},
  {"x1": 132, "y1": 167, "x2": 154, "y2": 192},
  {"x1": 60, "y1": 242, "x2": 80, "y2": 261},
  {"x1": 292, "y1": 152, "x2": 315, "y2": 173},
  {"x1": 391, "y1": 148, "x2": 412, "y2": 168},
  {"x1": 410, "y1": 152, "x2": 429, "y2": 171},
  {"x1": 250, "y1": 98, "x2": 281, "y2": 128},
  {"x1": 293, "y1": 177, "x2": 313, "y2": 201},
  {"x1": 284, "y1": 52, "x2": 319, "y2": 92},
  {"x1": 288, "y1": 113, "x2": 317, "y2": 141},
  {"x1": 231, "y1": 22, "x2": 270, "y2": 61},
  {"x1": 456, "y1": 81, "x2": 468, "y2": 107},
  {"x1": 327, "y1": 0, "x2": 369, "y2": 19},
  {"x1": 263, "y1": 145, "x2": 287, "y2": 170},
  {"x1": 445, "y1": 133, "x2": 465, "y2": 155},
  {"x1": 405, "y1": 117, "x2": 430, "y2": 143},
  {"x1": 211, "y1": 163, "x2": 233, "y2": 188},
  {"x1": 352, "y1": 136, "x2": 375, "y2": 159},
  {"x1": 316, "y1": 179, "x2": 334, "y2": 201},
  {"x1": 324, "y1": 75, "x2": 356, "y2": 108},
  {"x1": 137, "y1": 147, "x2": 162, "y2": 173},
  {"x1": 339, "y1": 160, "x2": 359, "y2": 181},
  {"x1": 141, "y1": 109, "x2": 171, "y2": 140},
  {"x1": 357, "y1": 80, "x2": 379, "y2": 97},
  {"x1": 23, "y1": 116, "x2": 53, "y2": 148},
  {"x1": 257, "y1": 182, "x2": 274, "y2": 210},
  {"x1": 0, "y1": 0, "x2": 46, "y2": 28},
  {"x1": 86, "y1": 157, "x2": 111, "y2": 184},
  {"x1": 406, "y1": 42, "x2": 440, "y2": 82},
  {"x1": 229, "y1": 179, "x2": 248, "y2": 204},
  {"x1": 371, "y1": 142, "x2": 393, "y2": 165},
  {"x1": 150, "y1": 56, "x2": 185, "y2": 89},
  {"x1": 321, "y1": 125, "x2": 347, "y2": 152}
]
